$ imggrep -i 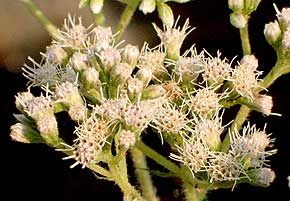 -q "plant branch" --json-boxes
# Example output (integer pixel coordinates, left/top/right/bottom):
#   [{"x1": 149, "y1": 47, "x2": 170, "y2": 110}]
[{"x1": 21, "y1": 0, "x2": 59, "y2": 39}]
